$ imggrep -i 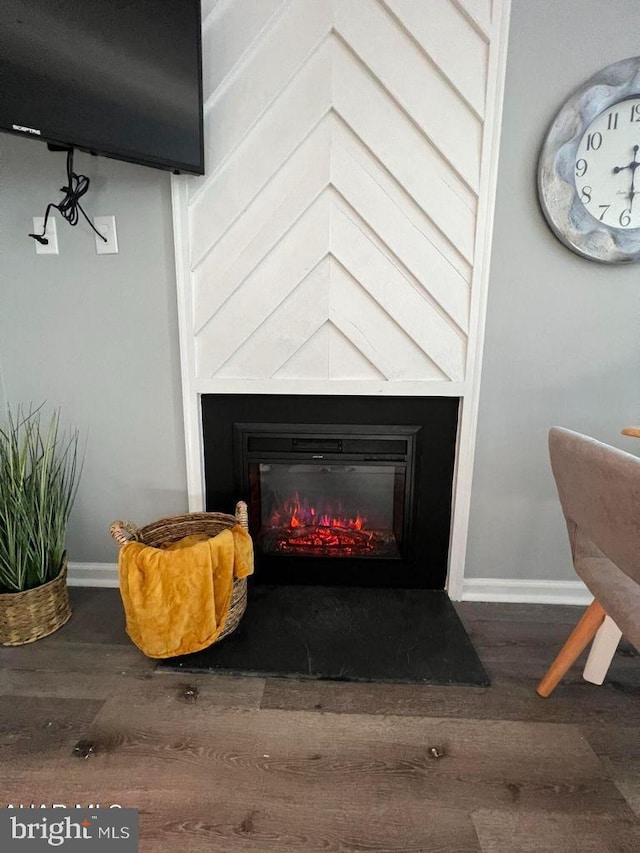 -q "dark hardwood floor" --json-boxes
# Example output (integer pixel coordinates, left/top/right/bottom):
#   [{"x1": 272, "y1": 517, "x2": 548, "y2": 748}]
[{"x1": 1, "y1": 588, "x2": 639, "y2": 852}]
